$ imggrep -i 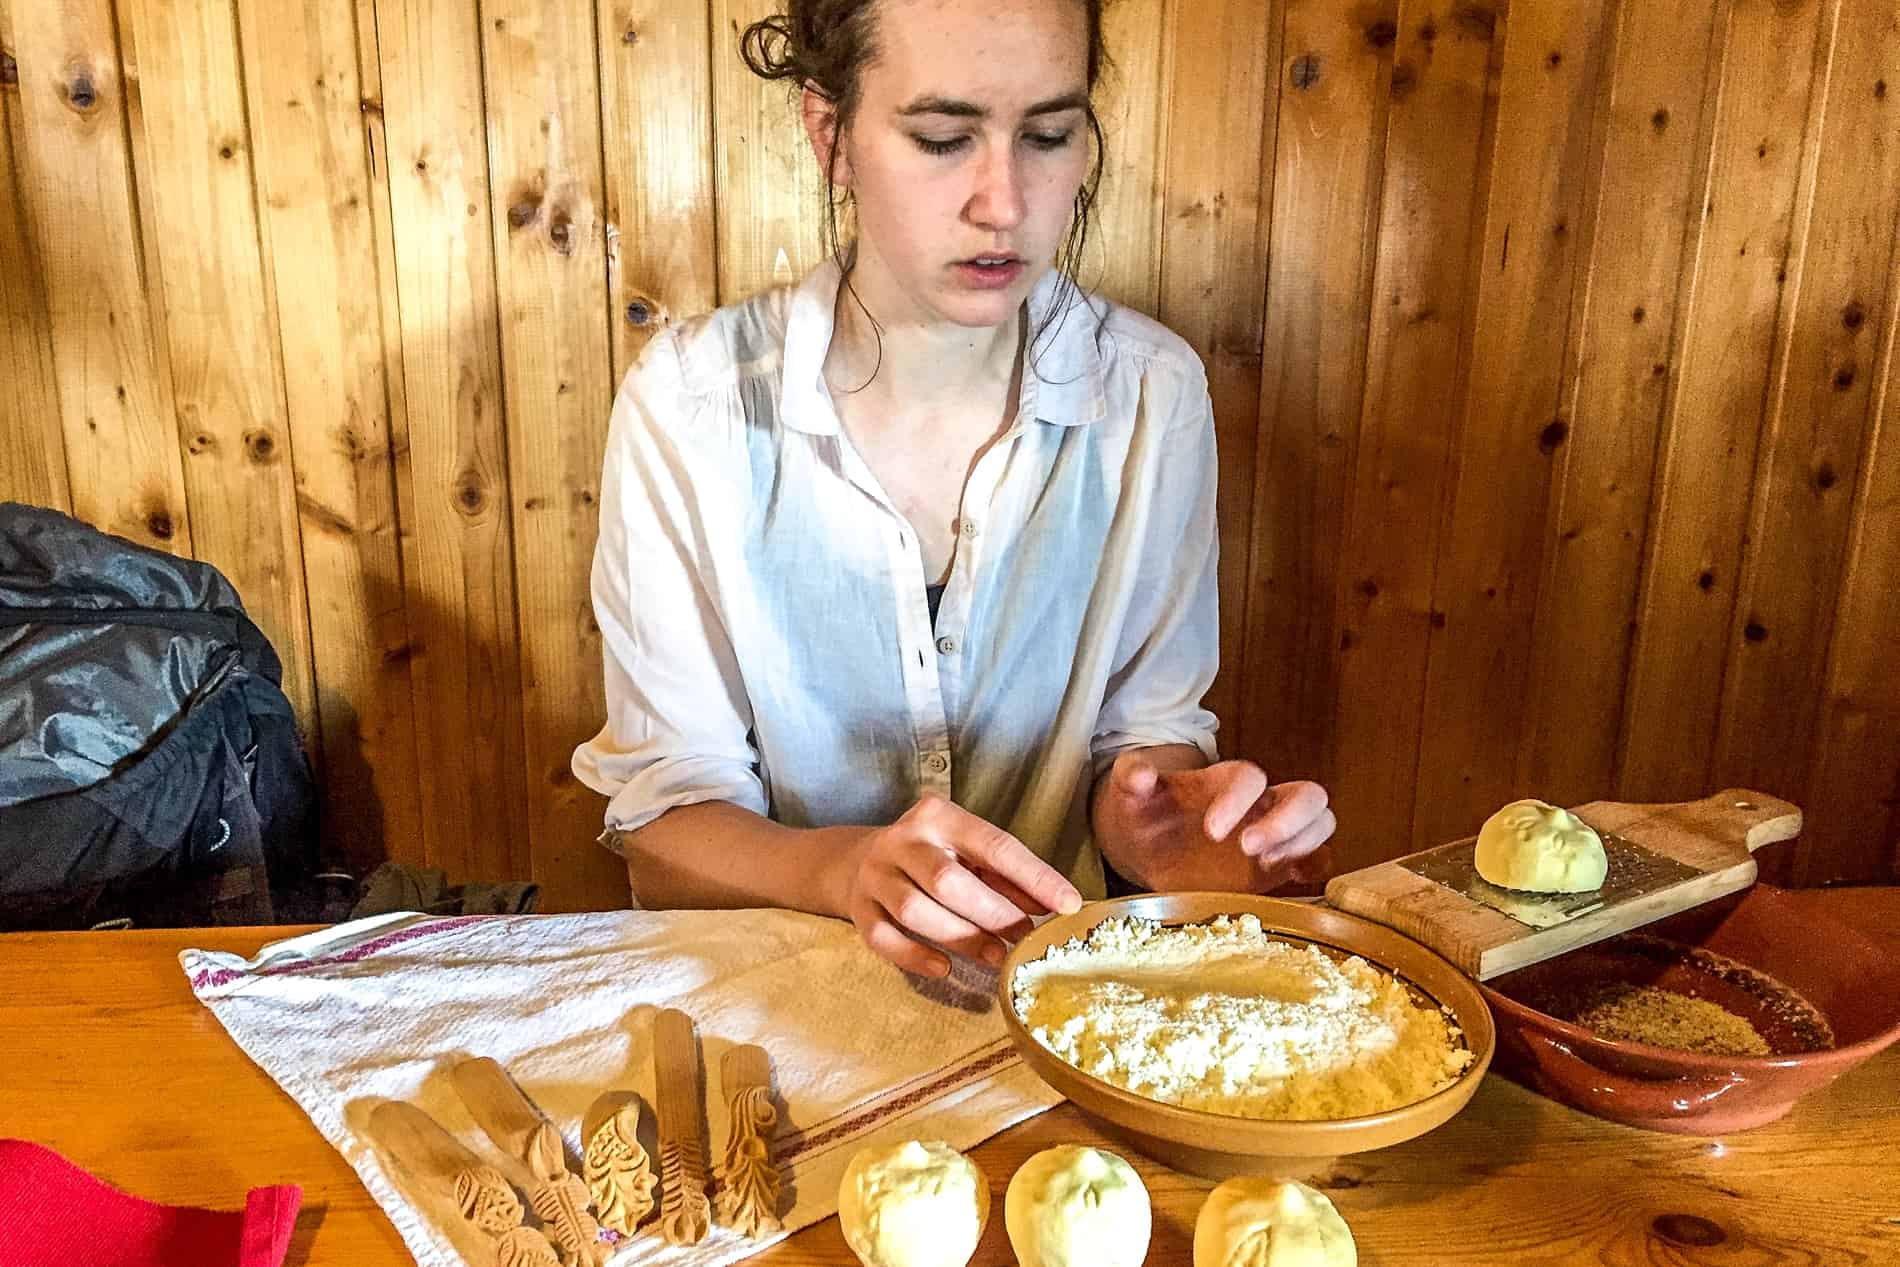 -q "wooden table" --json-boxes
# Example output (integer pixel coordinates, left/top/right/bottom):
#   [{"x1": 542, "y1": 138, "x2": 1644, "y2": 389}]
[{"x1": 4, "y1": 891, "x2": 1897, "y2": 1265}]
